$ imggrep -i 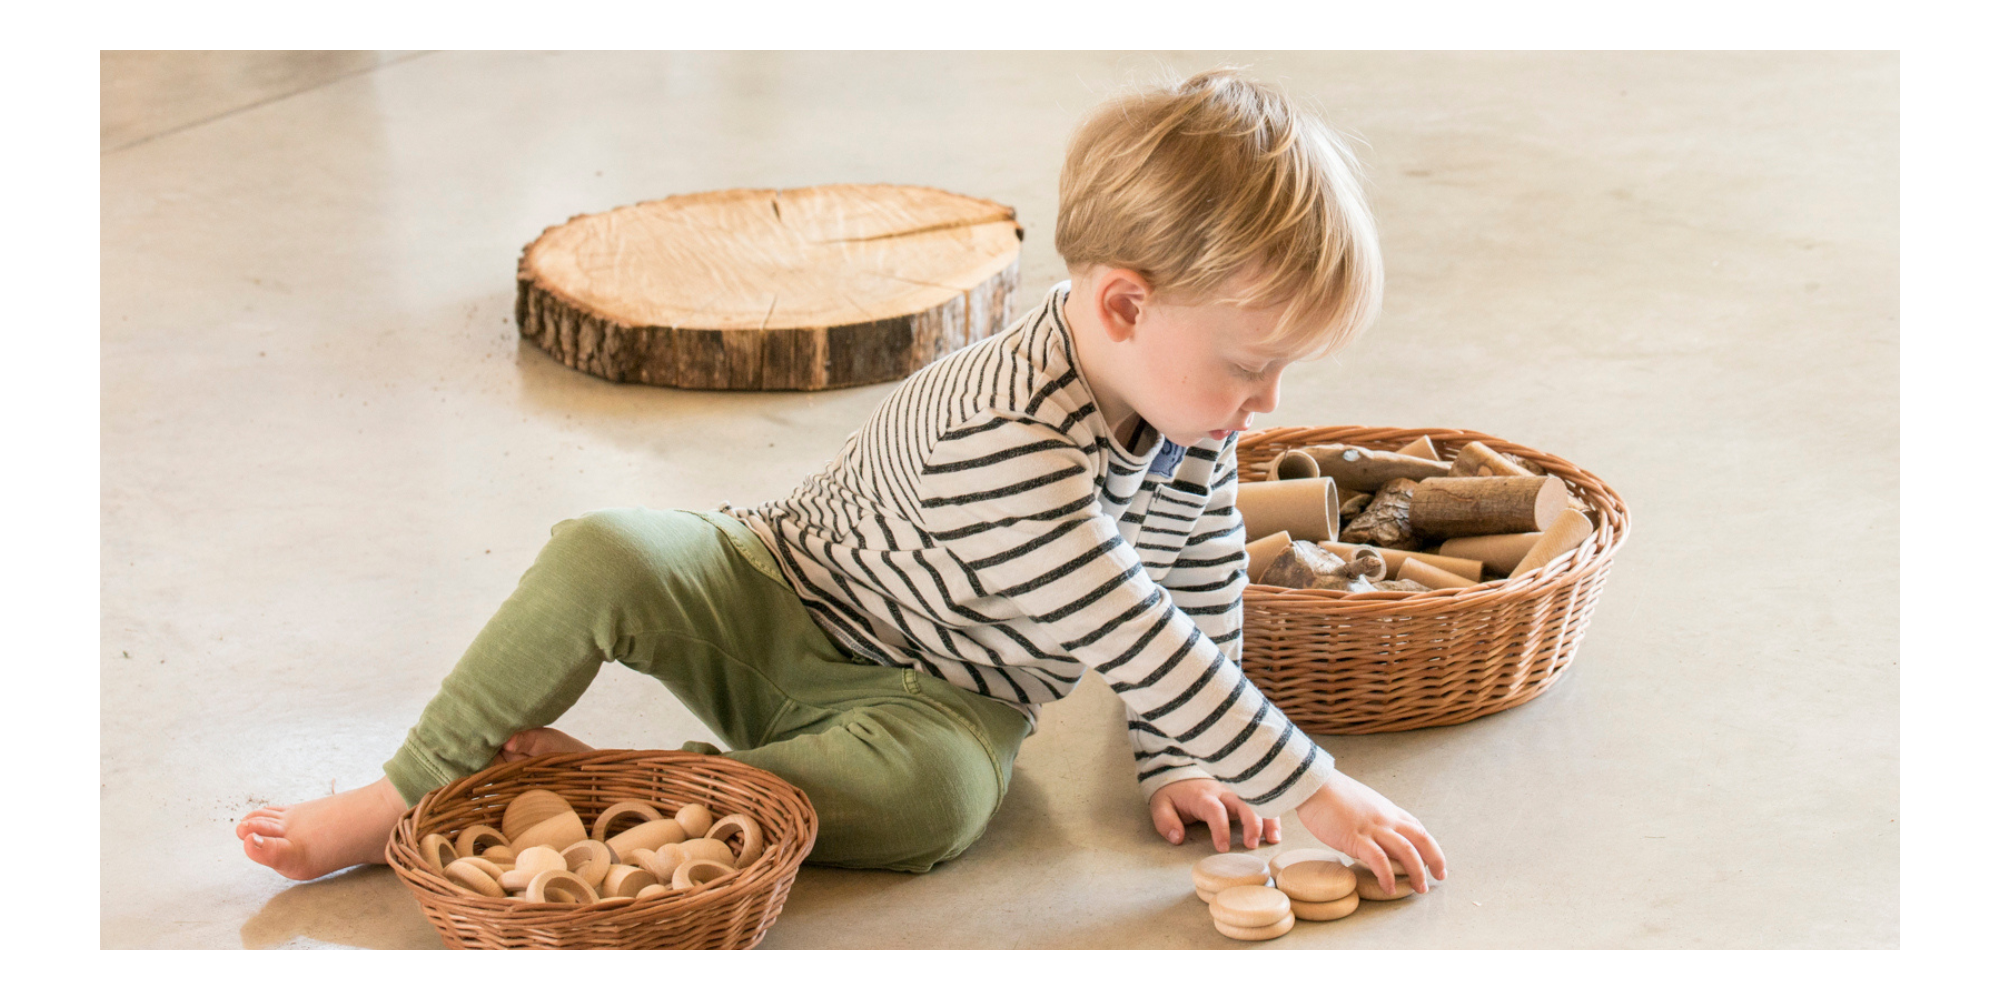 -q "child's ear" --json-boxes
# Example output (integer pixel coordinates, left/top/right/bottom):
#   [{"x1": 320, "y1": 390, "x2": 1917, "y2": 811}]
[{"x1": 1097, "y1": 269, "x2": 1151, "y2": 343}]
